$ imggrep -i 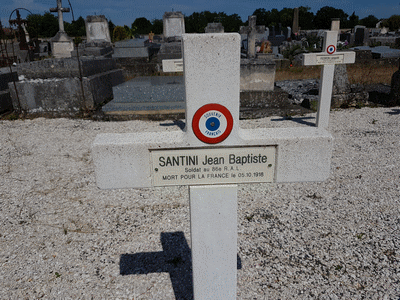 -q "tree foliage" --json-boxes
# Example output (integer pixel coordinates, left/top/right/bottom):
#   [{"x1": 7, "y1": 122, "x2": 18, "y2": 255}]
[
  {"x1": 65, "y1": 16, "x2": 85, "y2": 37},
  {"x1": 131, "y1": 17, "x2": 152, "y2": 34},
  {"x1": 360, "y1": 15, "x2": 379, "y2": 28},
  {"x1": 113, "y1": 26, "x2": 128, "y2": 41},
  {"x1": 185, "y1": 11, "x2": 243, "y2": 33},
  {"x1": 314, "y1": 6, "x2": 349, "y2": 29},
  {"x1": 382, "y1": 15, "x2": 400, "y2": 31},
  {"x1": 151, "y1": 19, "x2": 163, "y2": 34},
  {"x1": 26, "y1": 12, "x2": 59, "y2": 38}
]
